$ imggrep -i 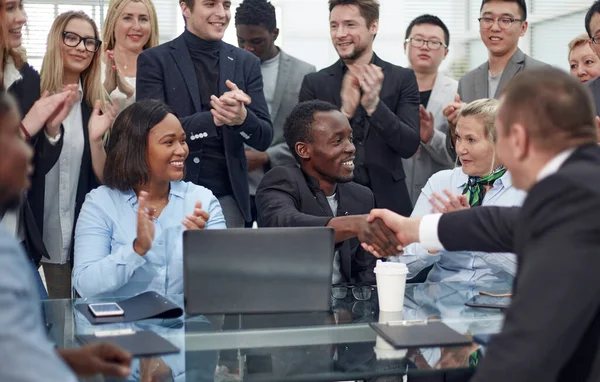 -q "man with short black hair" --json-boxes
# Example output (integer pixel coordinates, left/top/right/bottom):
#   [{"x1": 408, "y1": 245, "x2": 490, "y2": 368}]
[
  {"x1": 234, "y1": 0, "x2": 315, "y2": 225},
  {"x1": 257, "y1": 100, "x2": 399, "y2": 284},
  {"x1": 300, "y1": 0, "x2": 420, "y2": 217},
  {"x1": 402, "y1": 14, "x2": 457, "y2": 204},
  {"x1": 443, "y1": 0, "x2": 547, "y2": 157}
]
